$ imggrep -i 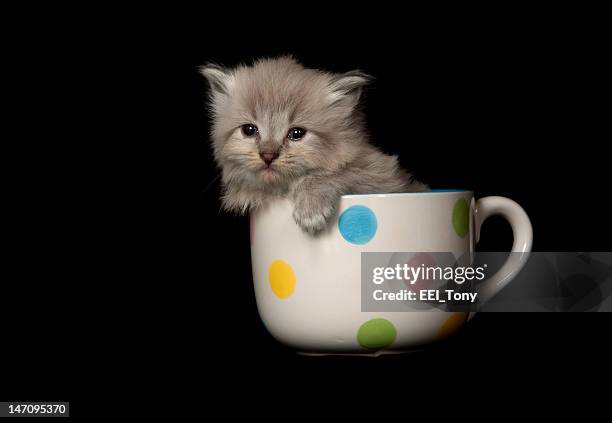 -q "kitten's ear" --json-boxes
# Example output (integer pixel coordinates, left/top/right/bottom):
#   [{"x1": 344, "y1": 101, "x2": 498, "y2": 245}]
[
  {"x1": 329, "y1": 70, "x2": 372, "y2": 109},
  {"x1": 199, "y1": 64, "x2": 233, "y2": 96}
]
